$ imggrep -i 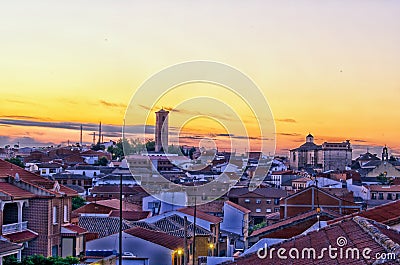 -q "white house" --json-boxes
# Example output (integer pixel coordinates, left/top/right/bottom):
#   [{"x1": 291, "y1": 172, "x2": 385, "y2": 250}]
[
  {"x1": 220, "y1": 201, "x2": 250, "y2": 255},
  {"x1": 86, "y1": 228, "x2": 185, "y2": 265},
  {"x1": 37, "y1": 162, "x2": 63, "y2": 177}
]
